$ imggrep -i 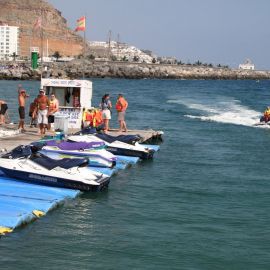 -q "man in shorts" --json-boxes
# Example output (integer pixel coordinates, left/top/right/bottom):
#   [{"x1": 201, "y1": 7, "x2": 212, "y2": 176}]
[
  {"x1": 115, "y1": 94, "x2": 128, "y2": 132},
  {"x1": 18, "y1": 85, "x2": 29, "y2": 132},
  {"x1": 33, "y1": 89, "x2": 50, "y2": 135},
  {"x1": 0, "y1": 99, "x2": 8, "y2": 125}
]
